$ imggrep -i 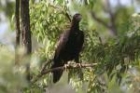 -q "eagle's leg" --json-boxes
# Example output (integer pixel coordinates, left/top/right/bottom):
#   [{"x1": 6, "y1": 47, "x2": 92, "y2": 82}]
[
  {"x1": 74, "y1": 55, "x2": 83, "y2": 80},
  {"x1": 74, "y1": 55, "x2": 82, "y2": 68},
  {"x1": 64, "y1": 61, "x2": 71, "y2": 69}
]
